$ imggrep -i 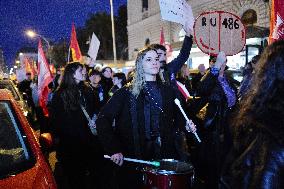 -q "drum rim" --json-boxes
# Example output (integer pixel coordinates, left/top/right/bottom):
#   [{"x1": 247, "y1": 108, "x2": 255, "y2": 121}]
[
  {"x1": 154, "y1": 169, "x2": 193, "y2": 175},
  {"x1": 140, "y1": 159, "x2": 194, "y2": 175}
]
